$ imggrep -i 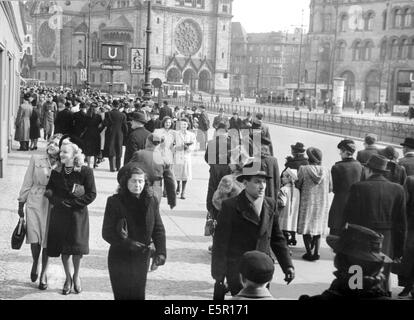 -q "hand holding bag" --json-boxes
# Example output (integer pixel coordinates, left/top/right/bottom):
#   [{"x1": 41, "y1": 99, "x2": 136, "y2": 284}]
[
  {"x1": 204, "y1": 211, "x2": 216, "y2": 237},
  {"x1": 11, "y1": 217, "x2": 26, "y2": 250}
]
